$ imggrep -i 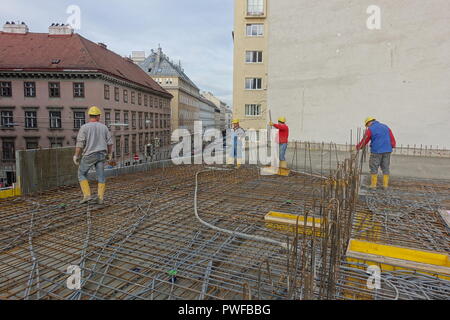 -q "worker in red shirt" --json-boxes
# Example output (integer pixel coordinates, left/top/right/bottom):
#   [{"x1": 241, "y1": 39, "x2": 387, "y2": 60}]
[
  {"x1": 356, "y1": 117, "x2": 396, "y2": 189},
  {"x1": 269, "y1": 117, "x2": 289, "y2": 168}
]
